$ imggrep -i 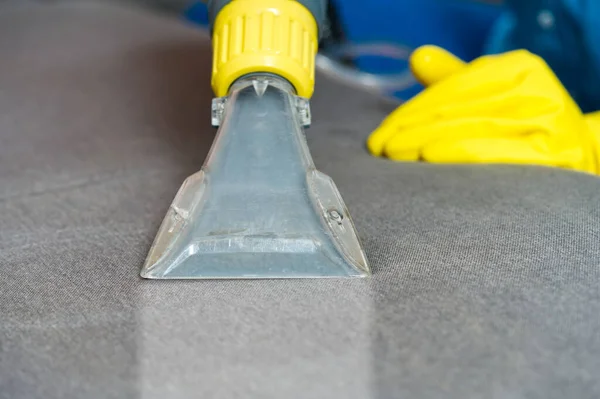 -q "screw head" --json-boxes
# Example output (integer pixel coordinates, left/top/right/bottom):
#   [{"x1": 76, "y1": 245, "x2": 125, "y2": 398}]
[{"x1": 328, "y1": 209, "x2": 343, "y2": 225}]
